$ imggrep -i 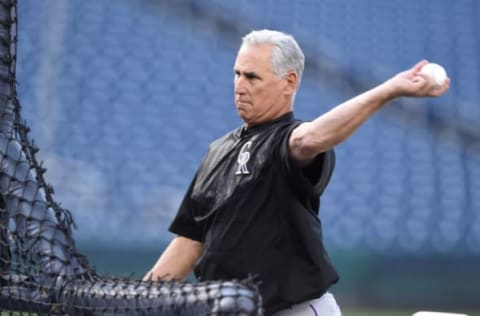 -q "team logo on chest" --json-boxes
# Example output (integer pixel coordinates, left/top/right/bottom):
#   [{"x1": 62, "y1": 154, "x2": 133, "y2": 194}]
[{"x1": 235, "y1": 141, "x2": 253, "y2": 175}]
